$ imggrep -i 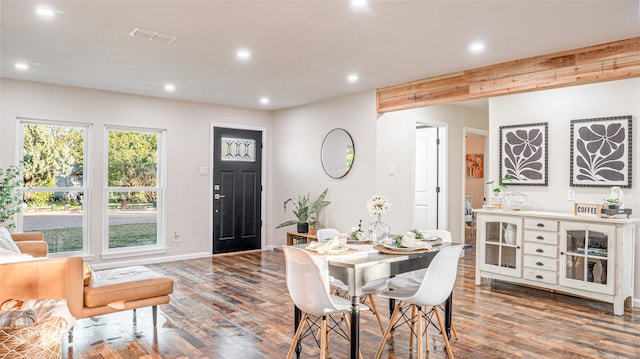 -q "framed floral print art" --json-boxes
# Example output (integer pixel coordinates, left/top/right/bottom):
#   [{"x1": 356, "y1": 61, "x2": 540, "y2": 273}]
[
  {"x1": 499, "y1": 122, "x2": 548, "y2": 186},
  {"x1": 570, "y1": 115, "x2": 632, "y2": 188}
]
